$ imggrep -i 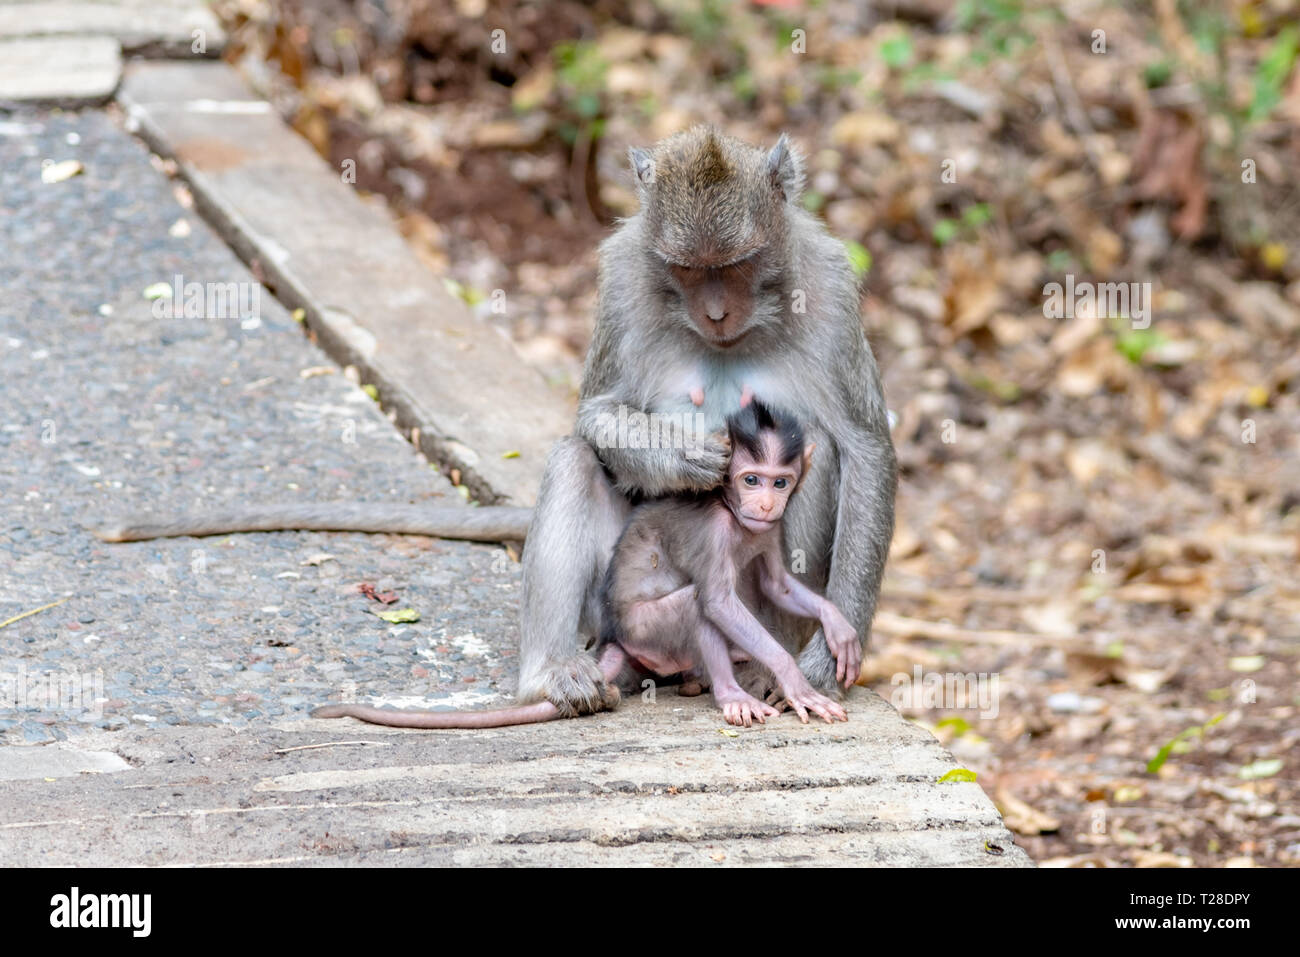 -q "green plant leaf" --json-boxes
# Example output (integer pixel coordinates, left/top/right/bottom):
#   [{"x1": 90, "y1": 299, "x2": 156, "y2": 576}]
[
  {"x1": 936, "y1": 716, "x2": 972, "y2": 736},
  {"x1": 1248, "y1": 26, "x2": 1299, "y2": 123},
  {"x1": 932, "y1": 218, "x2": 959, "y2": 245},
  {"x1": 963, "y1": 202, "x2": 992, "y2": 227},
  {"x1": 938, "y1": 768, "x2": 978, "y2": 783},
  {"x1": 880, "y1": 32, "x2": 914, "y2": 69},
  {"x1": 376, "y1": 607, "x2": 420, "y2": 624},
  {"x1": 844, "y1": 240, "x2": 872, "y2": 277}
]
